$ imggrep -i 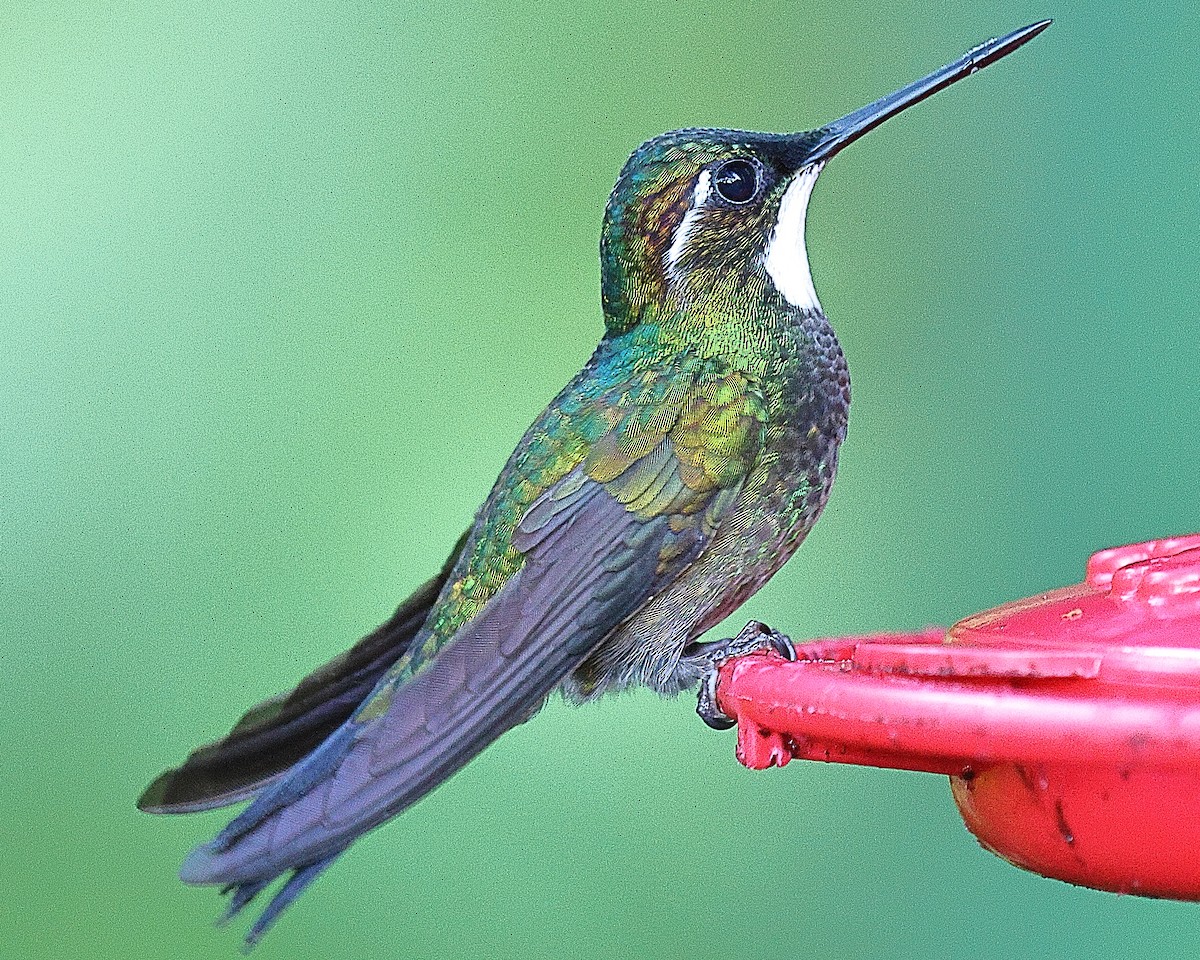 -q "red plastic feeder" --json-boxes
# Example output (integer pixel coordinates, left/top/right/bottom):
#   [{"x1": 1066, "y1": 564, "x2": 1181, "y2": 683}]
[{"x1": 716, "y1": 534, "x2": 1200, "y2": 899}]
